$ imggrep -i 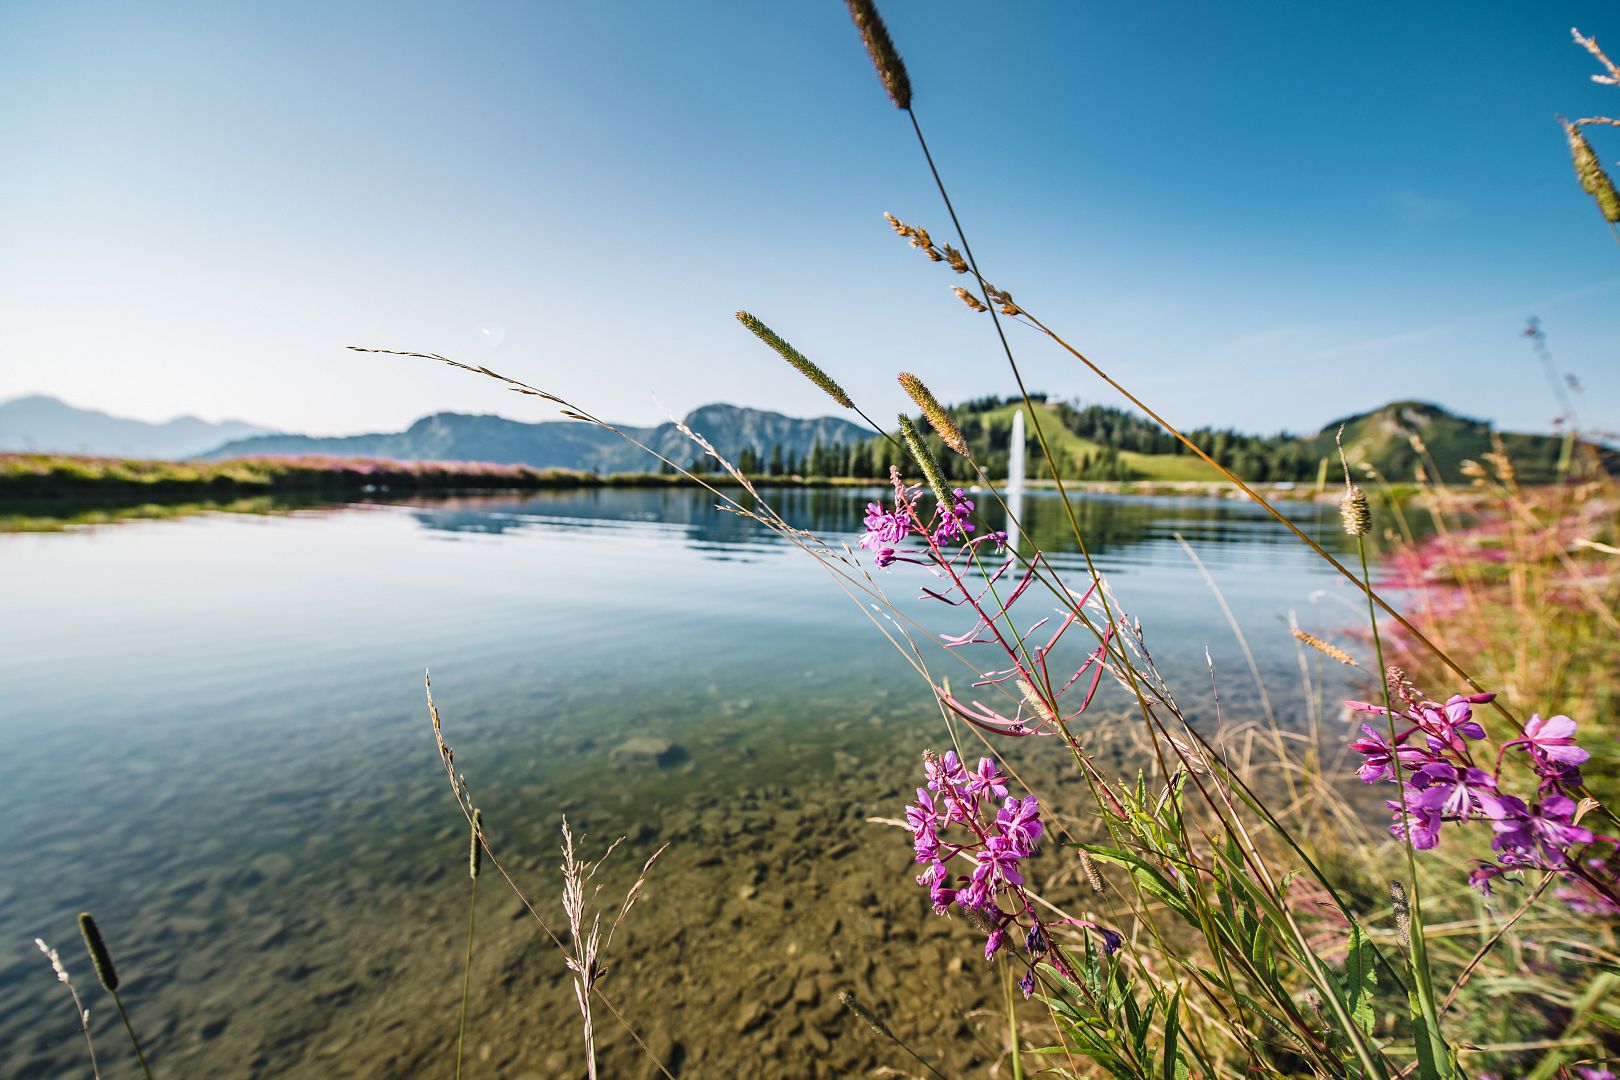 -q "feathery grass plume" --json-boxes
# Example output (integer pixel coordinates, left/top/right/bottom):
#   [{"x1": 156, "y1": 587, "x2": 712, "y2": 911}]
[
  {"x1": 1291, "y1": 628, "x2": 1359, "y2": 667},
  {"x1": 910, "y1": 225, "x2": 943, "y2": 260},
  {"x1": 897, "y1": 414, "x2": 953, "y2": 512},
  {"x1": 1573, "y1": 27, "x2": 1620, "y2": 87},
  {"x1": 839, "y1": 990, "x2": 894, "y2": 1038},
  {"x1": 839, "y1": 990, "x2": 949, "y2": 1080},
  {"x1": 1563, "y1": 119, "x2": 1620, "y2": 223},
  {"x1": 1390, "y1": 881, "x2": 1413, "y2": 949},
  {"x1": 844, "y1": 0, "x2": 911, "y2": 109},
  {"x1": 1334, "y1": 425, "x2": 1371, "y2": 536},
  {"x1": 78, "y1": 914, "x2": 117, "y2": 992},
  {"x1": 1017, "y1": 678, "x2": 1058, "y2": 724},
  {"x1": 952, "y1": 286, "x2": 988, "y2": 313},
  {"x1": 558, "y1": 819, "x2": 663, "y2": 1080},
  {"x1": 883, "y1": 212, "x2": 947, "y2": 261},
  {"x1": 898, "y1": 372, "x2": 967, "y2": 455},
  {"x1": 37, "y1": 938, "x2": 100, "y2": 1080},
  {"x1": 734, "y1": 311, "x2": 854, "y2": 409},
  {"x1": 469, "y1": 808, "x2": 483, "y2": 880},
  {"x1": 1077, "y1": 849, "x2": 1106, "y2": 894}
]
